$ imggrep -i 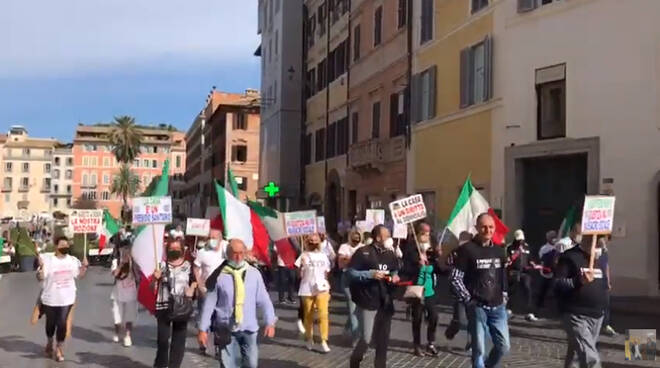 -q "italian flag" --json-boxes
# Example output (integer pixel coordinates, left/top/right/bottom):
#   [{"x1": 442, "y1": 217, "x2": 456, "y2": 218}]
[
  {"x1": 558, "y1": 204, "x2": 578, "y2": 239},
  {"x1": 132, "y1": 160, "x2": 169, "y2": 314},
  {"x1": 447, "y1": 177, "x2": 509, "y2": 245},
  {"x1": 248, "y1": 201, "x2": 297, "y2": 268},
  {"x1": 98, "y1": 210, "x2": 119, "y2": 253}
]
